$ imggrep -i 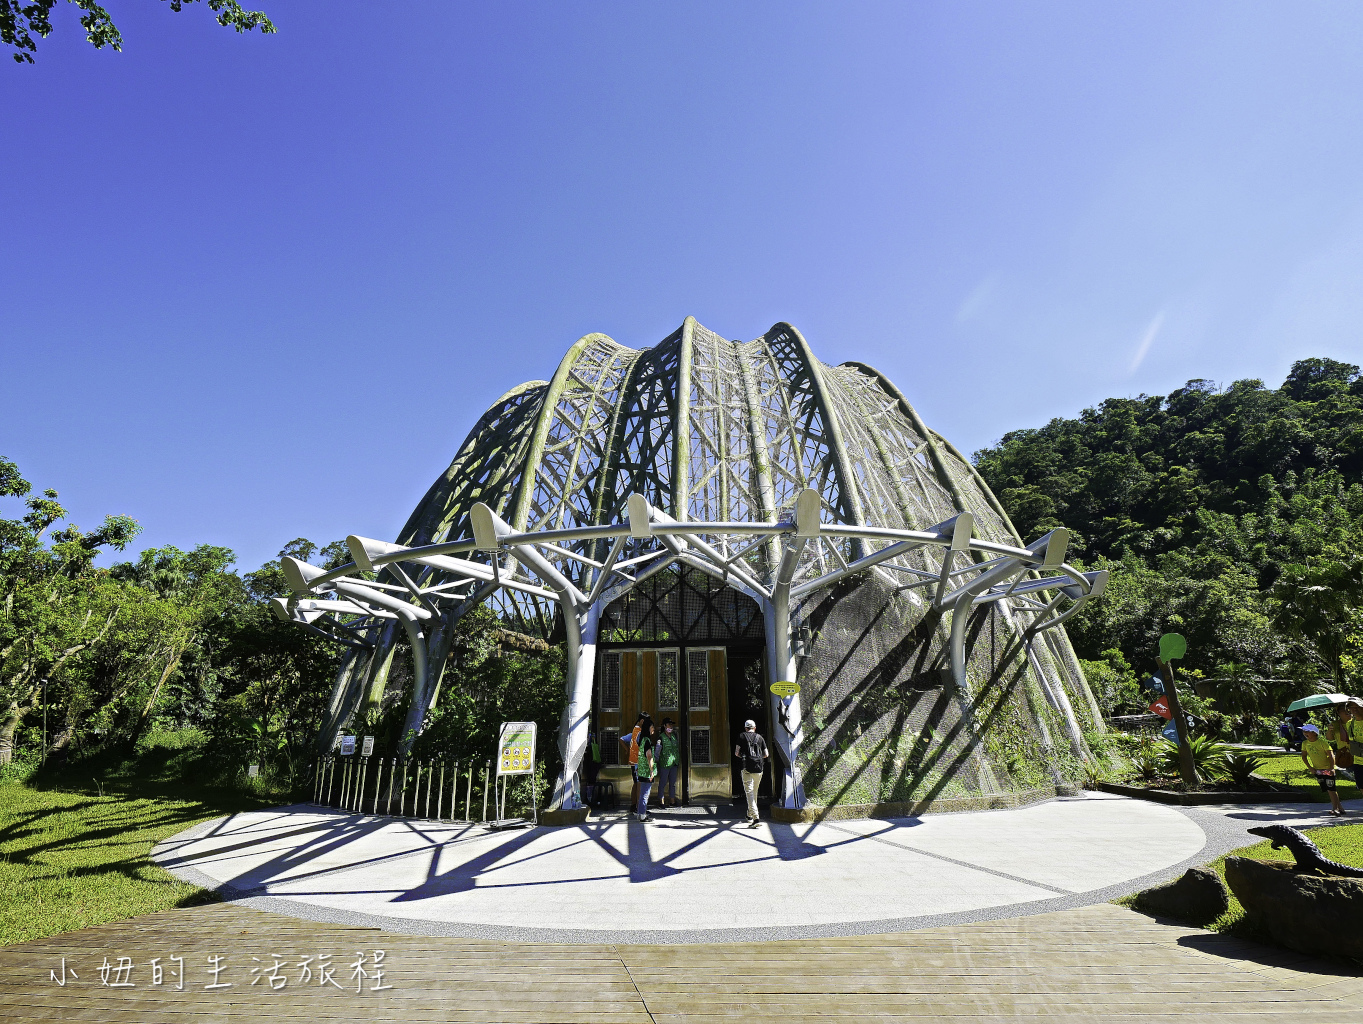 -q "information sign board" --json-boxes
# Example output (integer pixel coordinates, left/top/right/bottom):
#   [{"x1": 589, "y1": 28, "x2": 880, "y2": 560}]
[
  {"x1": 361, "y1": 735, "x2": 375, "y2": 757},
  {"x1": 247, "y1": 764, "x2": 259, "y2": 778},
  {"x1": 339, "y1": 735, "x2": 356, "y2": 756},
  {"x1": 496, "y1": 721, "x2": 537, "y2": 776},
  {"x1": 770, "y1": 681, "x2": 800, "y2": 696}
]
